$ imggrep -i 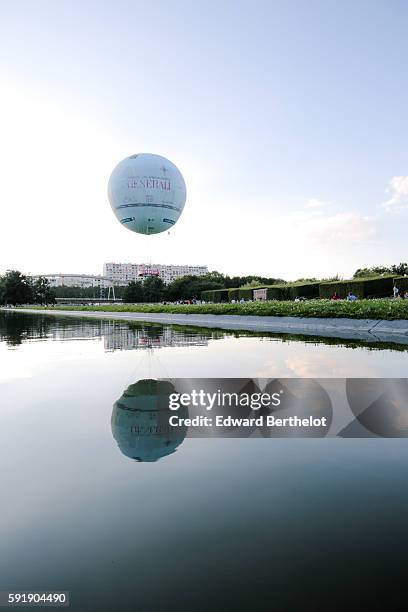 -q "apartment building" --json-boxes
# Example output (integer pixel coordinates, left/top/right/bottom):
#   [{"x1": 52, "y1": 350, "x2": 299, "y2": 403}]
[
  {"x1": 30, "y1": 274, "x2": 113, "y2": 289},
  {"x1": 103, "y1": 262, "x2": 208, "y2": 285}
]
